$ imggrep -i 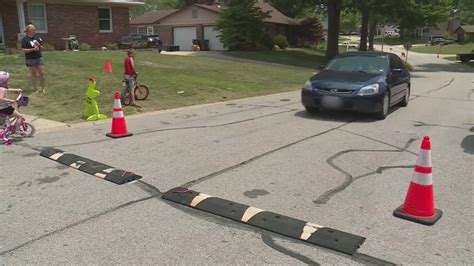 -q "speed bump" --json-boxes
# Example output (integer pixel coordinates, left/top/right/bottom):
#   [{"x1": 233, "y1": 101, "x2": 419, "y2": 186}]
[
  {"x1": 40, "y1": 148, "x2": 141, "y2": 185},
  {"x1": 163, "y1": 187, "x2": 365, "y2": 255}
]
